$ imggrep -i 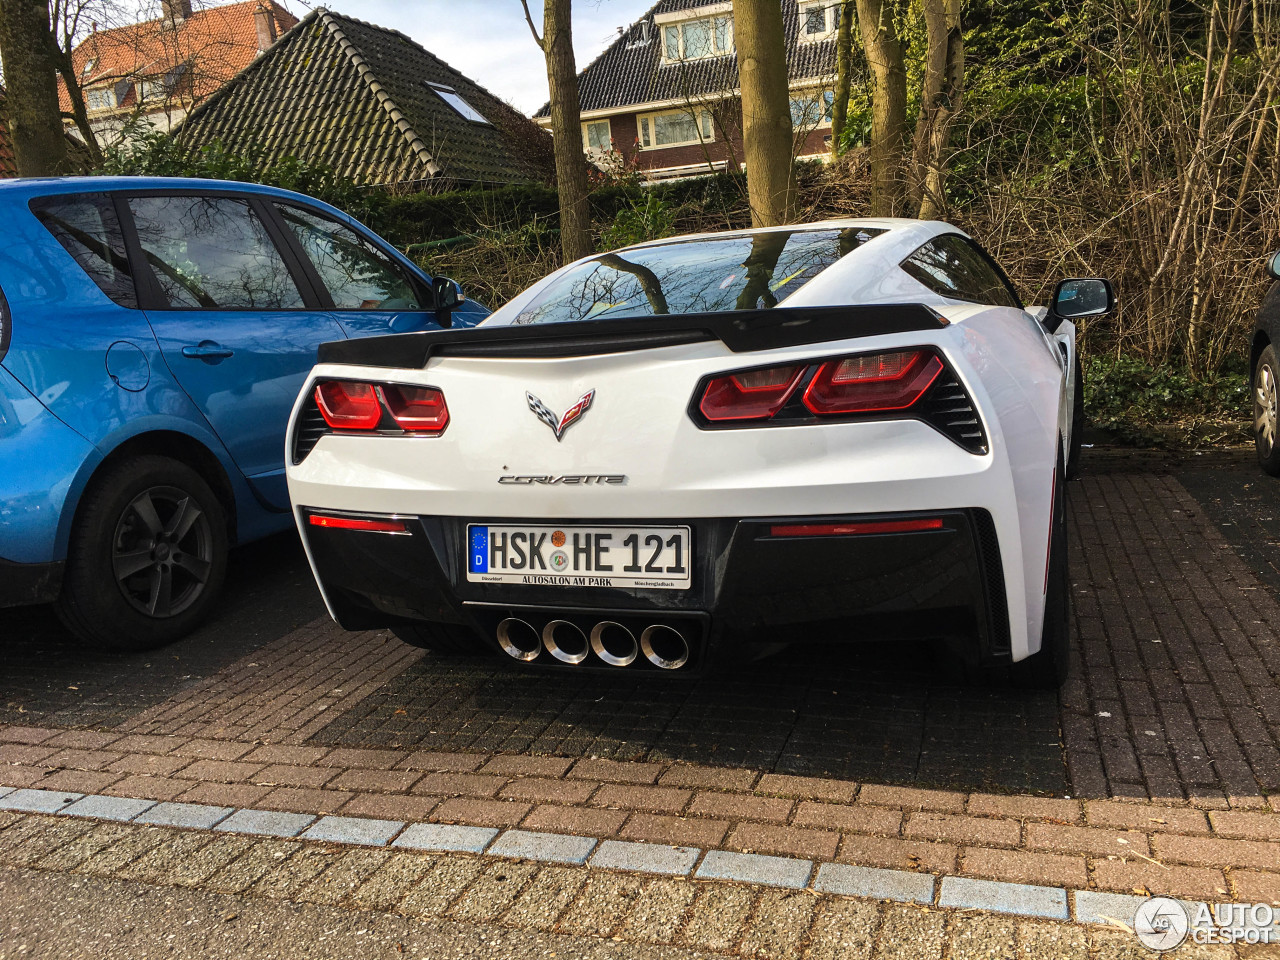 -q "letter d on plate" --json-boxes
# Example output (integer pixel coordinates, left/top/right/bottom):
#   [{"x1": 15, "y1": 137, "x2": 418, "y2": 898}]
[{"x1": 469, "y1": 526, "x2": 489, "y2": 573}]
